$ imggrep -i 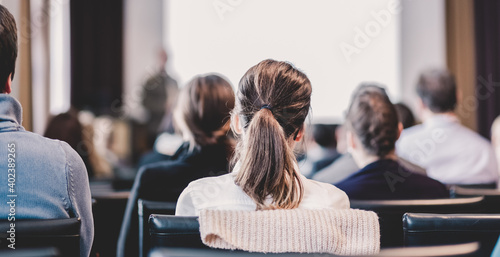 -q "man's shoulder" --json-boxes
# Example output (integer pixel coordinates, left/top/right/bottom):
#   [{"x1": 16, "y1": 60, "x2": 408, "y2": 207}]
[{"x1": 0, "y1": 130, "x2": 82, "y2": 165}]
